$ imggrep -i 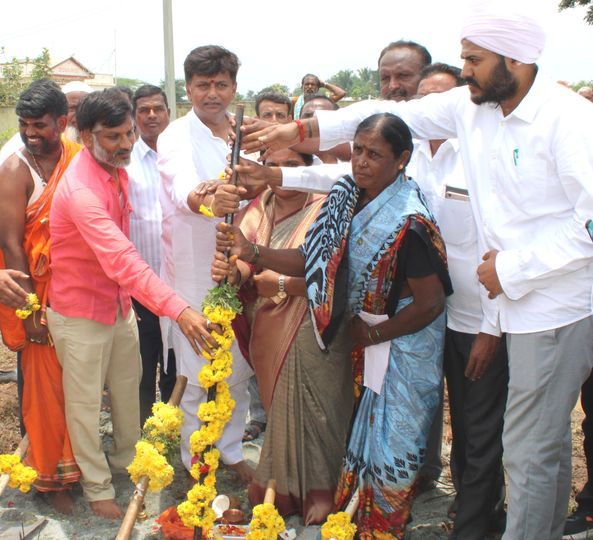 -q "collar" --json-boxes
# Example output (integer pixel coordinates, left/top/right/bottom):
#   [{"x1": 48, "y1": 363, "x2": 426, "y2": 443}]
[
  {"x1": 134, "y1": 135, "x2": 157, "y2": 160},
  {"x1": 506, "y1": 70, "x2": 548, "y2": 124}
]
